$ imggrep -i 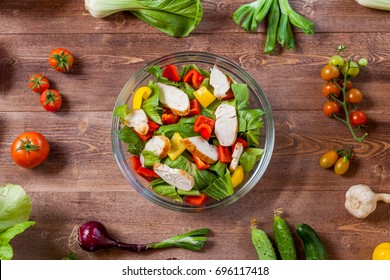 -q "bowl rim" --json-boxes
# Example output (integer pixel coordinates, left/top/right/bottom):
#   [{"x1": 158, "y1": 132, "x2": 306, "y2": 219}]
[{"x1": 111, "y1": 51, "x2": 275, "y2": 212}]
